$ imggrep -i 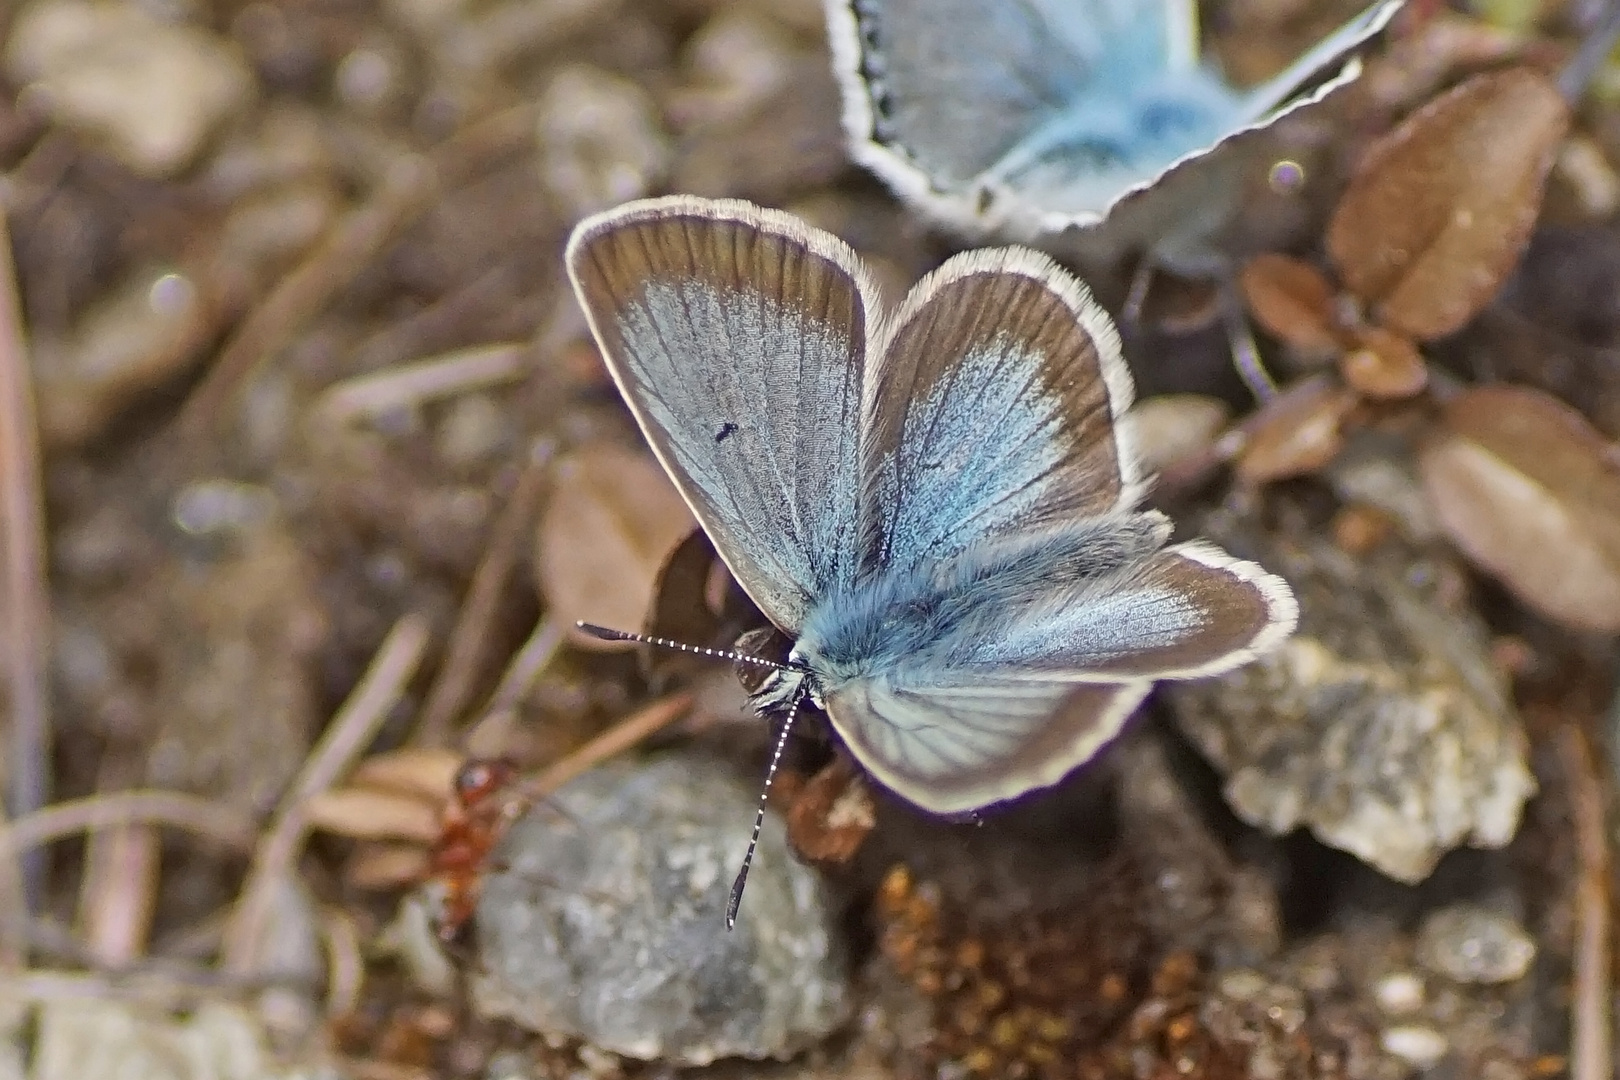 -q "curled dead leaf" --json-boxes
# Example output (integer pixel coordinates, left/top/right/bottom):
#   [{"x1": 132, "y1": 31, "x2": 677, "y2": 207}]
[
  {"x1": 786, "y1": 756, "x2": 877, "y2": 865},
  {"x1": 1236, "y1": 376, "x2": 1361, "y2": 485},
  {"x1": 346, "y1": 843, "x2": 434, "y2": 891},
  {"x1": 349, "y1": 748, "x2": 463, "y2": 803},
  {"x1": 307, "y1": 788, "x2": 442, "y2": 843},
  {"x1": 1418, "y1": 386, "x2": 1620, "y2": 632},
  {"x1": 1340, "y1": 325, "x2": 1428, "y2": 399},
  {"x1": 536, "y1": 444, "x2": 698, "y2": 649},
  {"x1": 1240, "y1": 254, "x2": 1342, "y2": 355},
  {"x1": 1328, "y1": 68, "x2": 1569, "y2": 341}
]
